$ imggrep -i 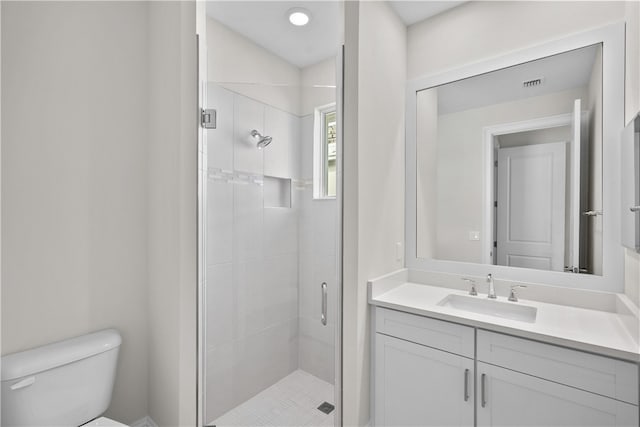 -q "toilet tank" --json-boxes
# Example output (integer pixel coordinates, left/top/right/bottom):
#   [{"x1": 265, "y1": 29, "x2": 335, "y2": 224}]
[{"x1": 1, "y1": 329, "x2": 122, "y2": 427}]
